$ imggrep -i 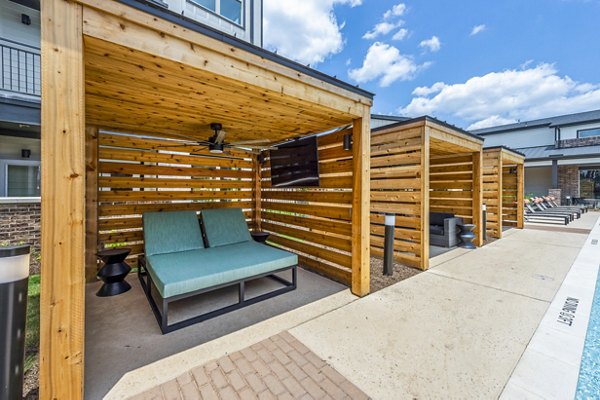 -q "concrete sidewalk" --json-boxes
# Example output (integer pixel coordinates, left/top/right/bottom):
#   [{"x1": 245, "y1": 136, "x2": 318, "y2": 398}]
[{"x1": 113, "y1": 219, "x2": 595, "y2": 399}]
